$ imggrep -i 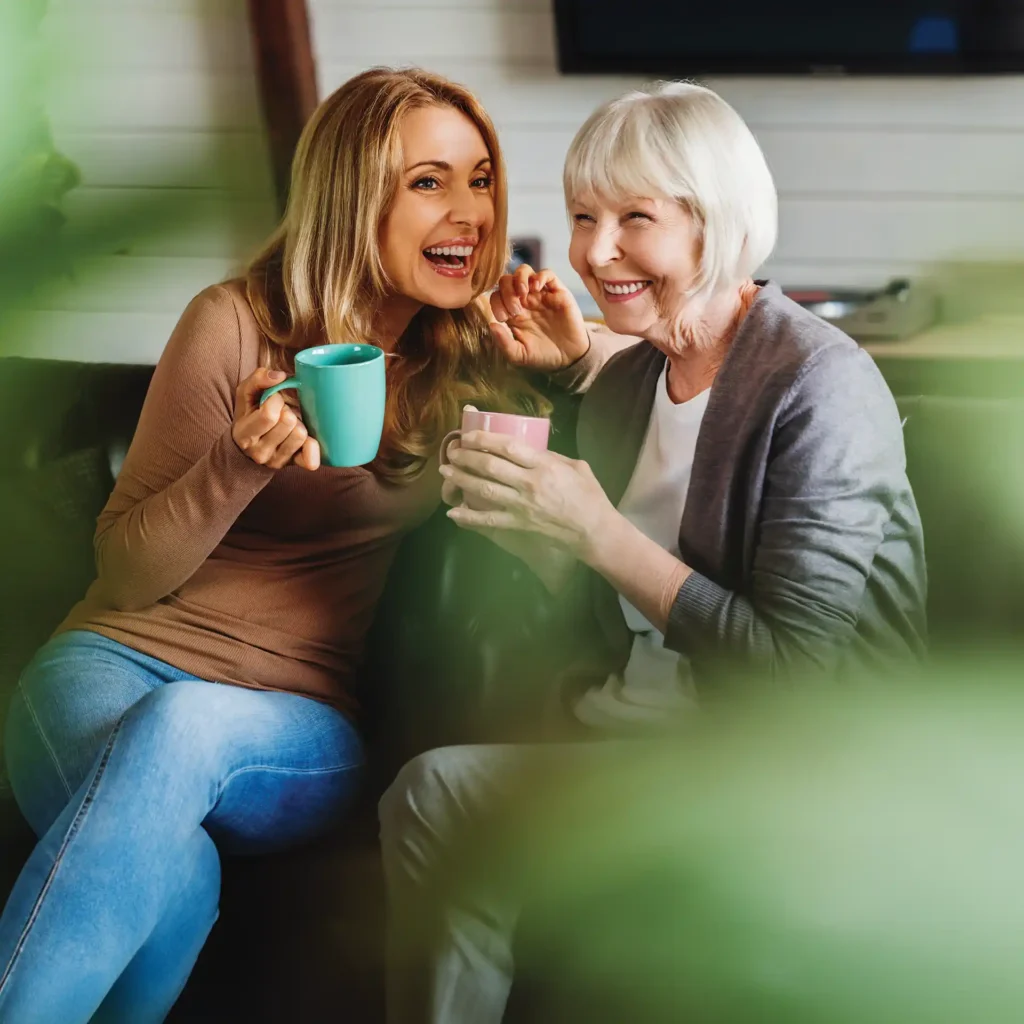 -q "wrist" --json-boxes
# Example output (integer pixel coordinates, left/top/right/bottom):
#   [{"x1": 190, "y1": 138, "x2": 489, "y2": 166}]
[
  {"x1": 577, "y1": 504, "x2": 627, "y2": 571},
  {"x1": 563, "y1": 327, "x2": 593, "y2": 369}
]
